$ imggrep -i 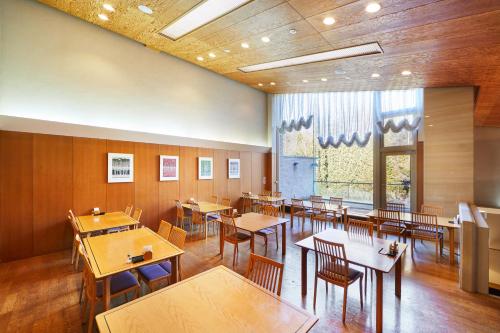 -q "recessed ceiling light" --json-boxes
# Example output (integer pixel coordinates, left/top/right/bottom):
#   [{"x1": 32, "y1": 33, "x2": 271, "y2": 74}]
[
  {"x1": 289, "y1": 28, "x2": 297, "y2": 34},
  {"x1": 196, "y1": 56, "x2": 204, "y2": 61},
  {"x1": 223, "y1": 49, "x2": 231, "y2": 53},
  {"x1": 321, "y1": 78, "x2": 328, "y2": 82},
  {"x1": 270, "y1": 82, "x2": 276, "y2": 86},
  {"x1": 425, "y1": 115, "x2": 430, "y2": 118},
  {"x1": 258, "y1": 83, "x2": 263, "y2": 87},
  {"x1": 401, "y1": 70, "x2": 412, "y2": 76},
  {"x1": 371, "y1": 73, "x2": 380, "y2": 78},
  {"x1": 302, "y1": 79, "x2": 309, "y2": 83},
  {"x1": 103, "y1": 4, "x2": 115, "y2": 12},
  {"x1": 261, "y1": 36, "x2": 270, "y2": 43},
  {"x1": 323, "y1": 17, "x2": 335, "y2": 25},
  {"x1": 98, "y1": 13, "x2": 109, "y2": 21},
  {"x1": 345, "y1": 76, "x2": 351, "y2": 80},
  {"x1": 428, "y1": 124, "x2": 434, "y2": 127},
  {"x1": 160, "y1": 0, "x2": 252, "y2": 40},
  {"x1": 334, "y1": 69, "x2": 346, "y2": 75},
  {"x1": 366, "y1": 2, "x2": 381, "y2": 13},
  {"x1": 241, "y1": 42, "x2": 250, "y2": 49},
  {"x1": 138, "y1": 5, "x2": 153, "y2": 15},
  {"x1": 239, "y1": 42, "x2": 383, "y2": 73},
  {"x1": 208, "y1": 52, "x2": 216, "y2": 58}
]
